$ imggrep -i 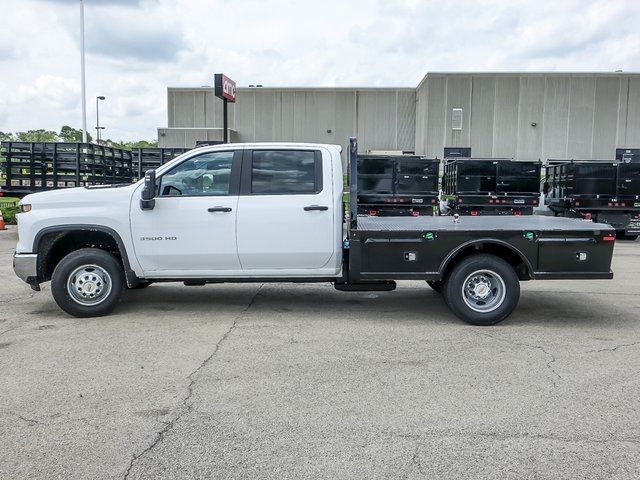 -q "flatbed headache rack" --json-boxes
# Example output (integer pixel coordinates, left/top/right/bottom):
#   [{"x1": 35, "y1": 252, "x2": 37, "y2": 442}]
[
  {"x1": 355, "y1": 152, "x2": 440, "y2": 217},
  {"x1": 442, "y1": 157, "x2": 542, "y2": 215}
]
